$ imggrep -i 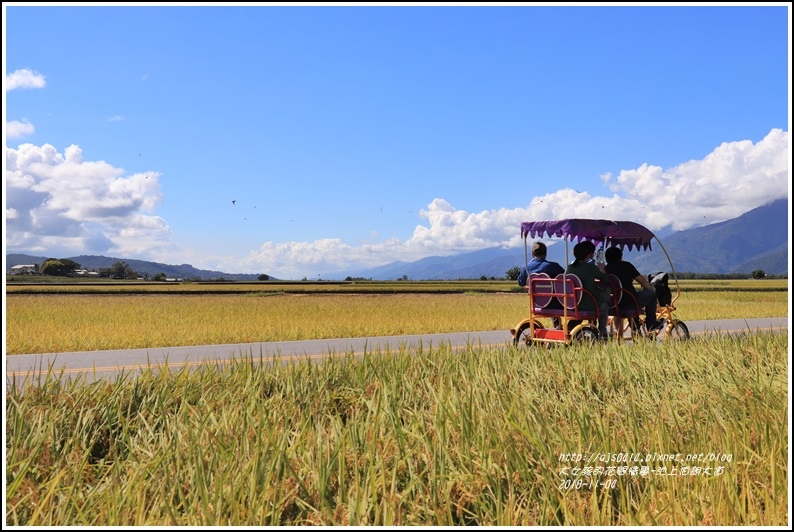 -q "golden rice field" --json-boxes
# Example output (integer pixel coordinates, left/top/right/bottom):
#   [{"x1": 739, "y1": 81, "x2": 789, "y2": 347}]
[
  {"x1": 4, "y1": 285, "x2": 789, "y2": 355},
  {"x1": 4, "y1": 278, "x2": 788, "y2": 294},
  {"x1": 5, "y1": 331, "x2": 788, "y2": 526}
]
